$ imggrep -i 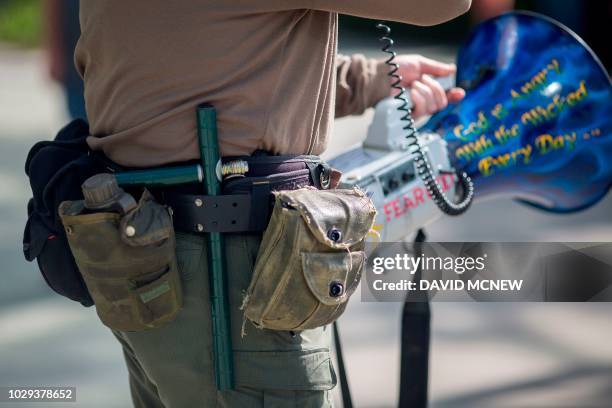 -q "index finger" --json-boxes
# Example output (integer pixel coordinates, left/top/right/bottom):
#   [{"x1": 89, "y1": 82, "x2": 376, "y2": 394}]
[{"x1": 417, "y1": 56, "x2": 457, "y2": 78}]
